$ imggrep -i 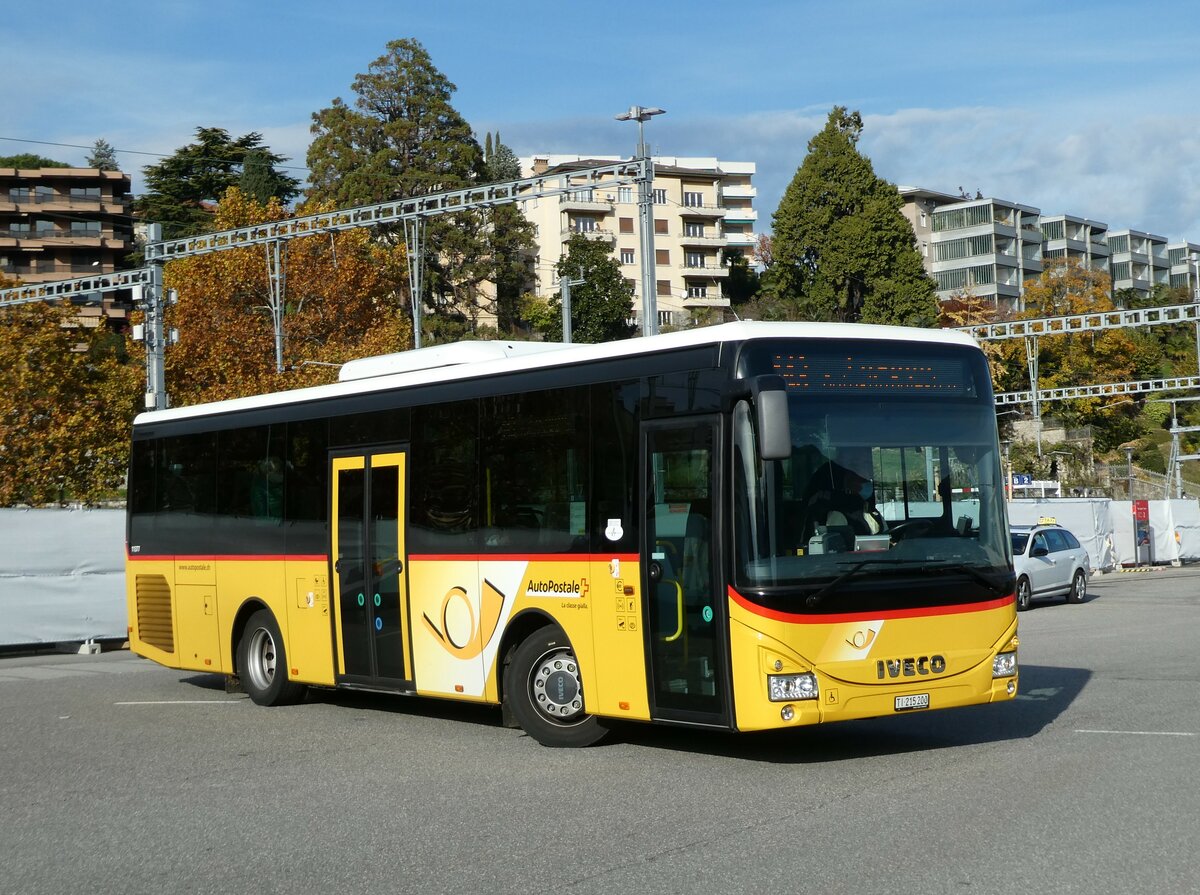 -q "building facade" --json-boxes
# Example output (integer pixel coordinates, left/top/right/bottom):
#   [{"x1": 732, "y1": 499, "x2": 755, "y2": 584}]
[
  {"x1": 1, "y1": 166, "x2": 133, "y2": 329},
  {"x1": 901, "y1": 186, "x2": 1195, "y2": 308},
  {"x1": 519, "y1": 155, "x2": 756, "y2": 329}
]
